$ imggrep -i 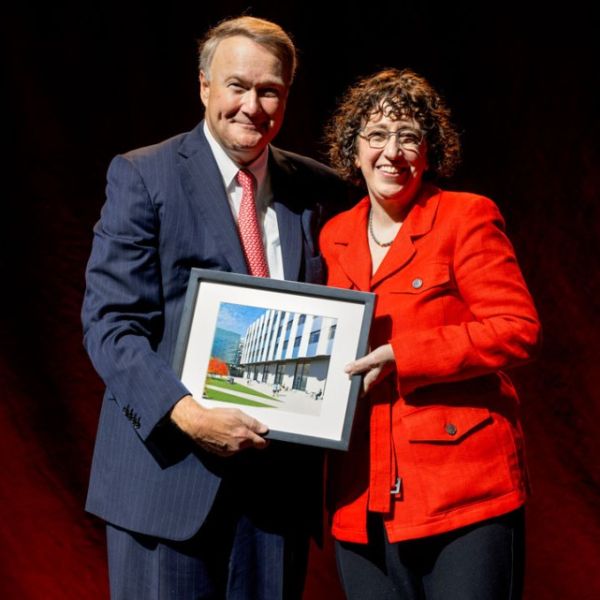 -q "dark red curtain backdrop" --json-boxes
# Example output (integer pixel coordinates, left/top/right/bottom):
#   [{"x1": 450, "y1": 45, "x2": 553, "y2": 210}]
[{"x1": 2, "y1": 3, "x2": 598, "y2": 598}]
